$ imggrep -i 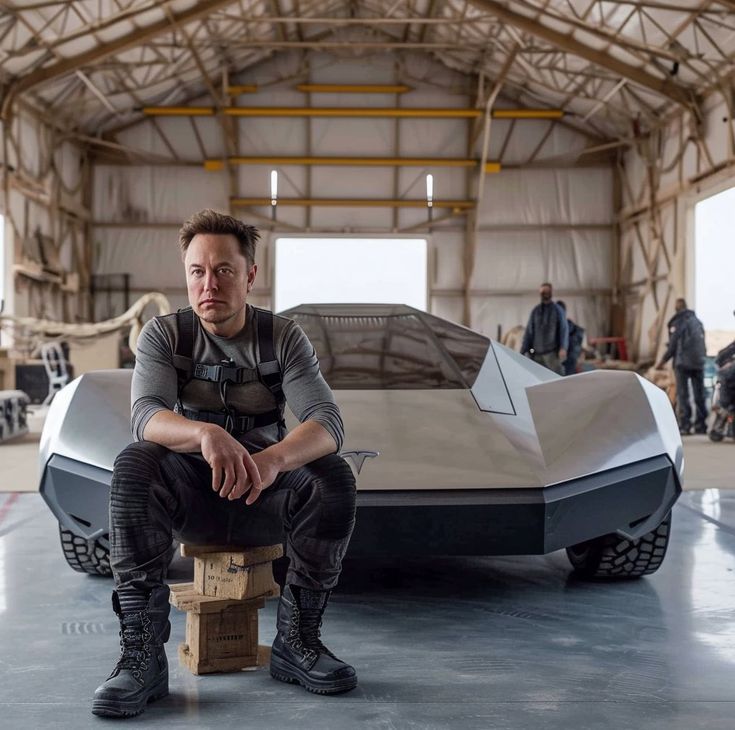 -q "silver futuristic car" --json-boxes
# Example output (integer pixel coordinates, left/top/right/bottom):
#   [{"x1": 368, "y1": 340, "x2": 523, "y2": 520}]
[{"x1": 39, "y1": 304, "x2": 682, "y2": 580}]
